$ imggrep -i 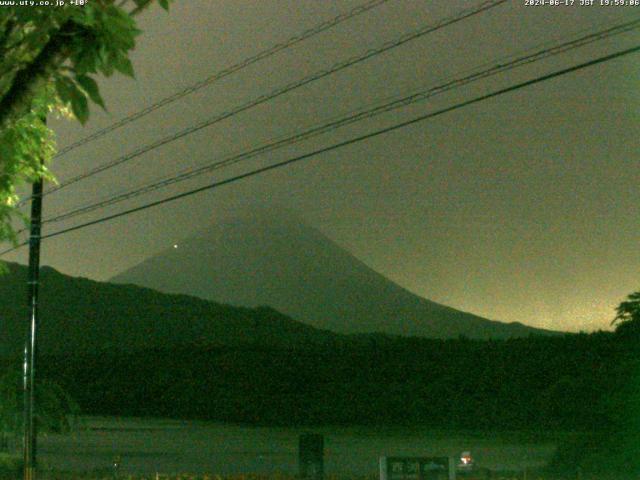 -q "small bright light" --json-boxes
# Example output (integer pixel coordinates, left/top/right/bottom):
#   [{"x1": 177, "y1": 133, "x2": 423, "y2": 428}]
[{"x1": 173, "y1": 244, "x2": 178, "y2": 249}]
